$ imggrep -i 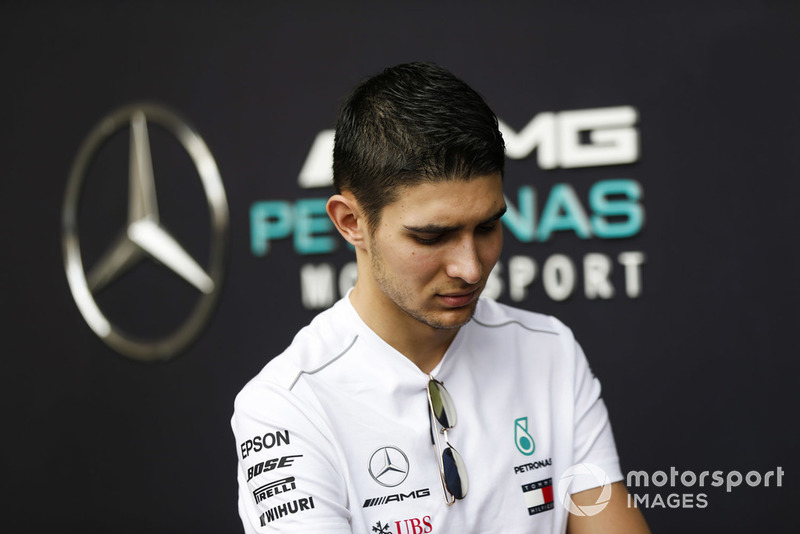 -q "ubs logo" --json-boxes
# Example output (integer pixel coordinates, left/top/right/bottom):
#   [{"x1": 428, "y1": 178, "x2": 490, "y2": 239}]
[
  {"x1": 368, "y1": 446, "x2": 410, "y2": 487},
  {"x1": 373, "y1": 516, "x2": 433, "y2": 534}
]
